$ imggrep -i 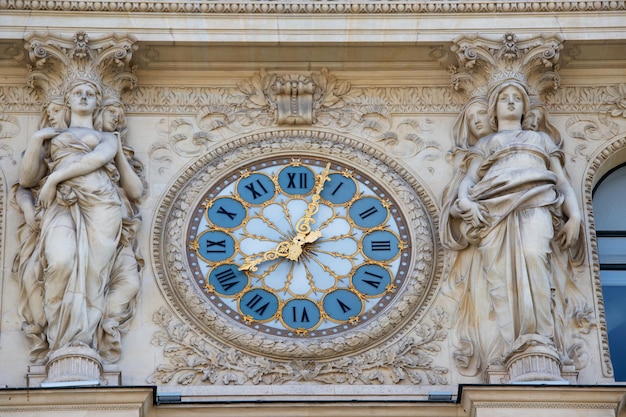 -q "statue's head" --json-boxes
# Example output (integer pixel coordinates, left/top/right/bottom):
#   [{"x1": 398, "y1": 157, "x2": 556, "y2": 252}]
[
  {"x1": 63, "y1": 78, "x2": 103, "y2": 126},
  {"x1": 487, "y1": 80, "x2": 530, "y2": 131},
  {"x1": 40, "y1": 95, "x2": 67, "y2": 130},
  {"x1": 96, "y1": 96, "x2": 126, "y2": 133},
  {"x1": 453, "y1": 96, "x2": 492, "y2": 148}
]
